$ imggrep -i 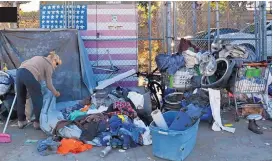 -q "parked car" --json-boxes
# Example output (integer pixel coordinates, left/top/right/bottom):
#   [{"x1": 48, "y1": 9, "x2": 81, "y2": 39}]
[
  {"x1": 184, "y1": 28, "x2": 240, "y2": 50},
  {"x1": 215, "y1": 21, "x2": 272, "y2": 56}
]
